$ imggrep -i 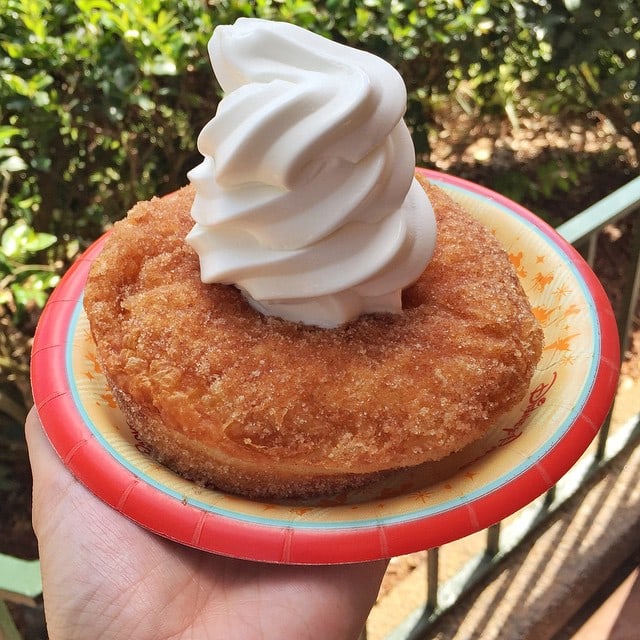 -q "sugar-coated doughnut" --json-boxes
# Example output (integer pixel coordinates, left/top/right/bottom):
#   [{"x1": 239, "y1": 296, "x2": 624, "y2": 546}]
[{"x1": 83, "y1": 174, "x2": 543, "y2": 499}]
